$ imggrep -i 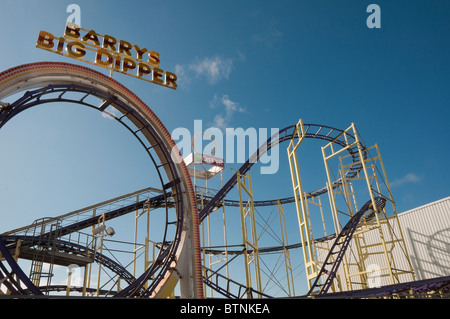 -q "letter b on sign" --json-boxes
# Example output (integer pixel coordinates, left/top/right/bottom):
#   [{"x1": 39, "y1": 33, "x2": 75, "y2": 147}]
[{"x1": 366, "y1": 4, "x2": 381, "y2": 29}]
